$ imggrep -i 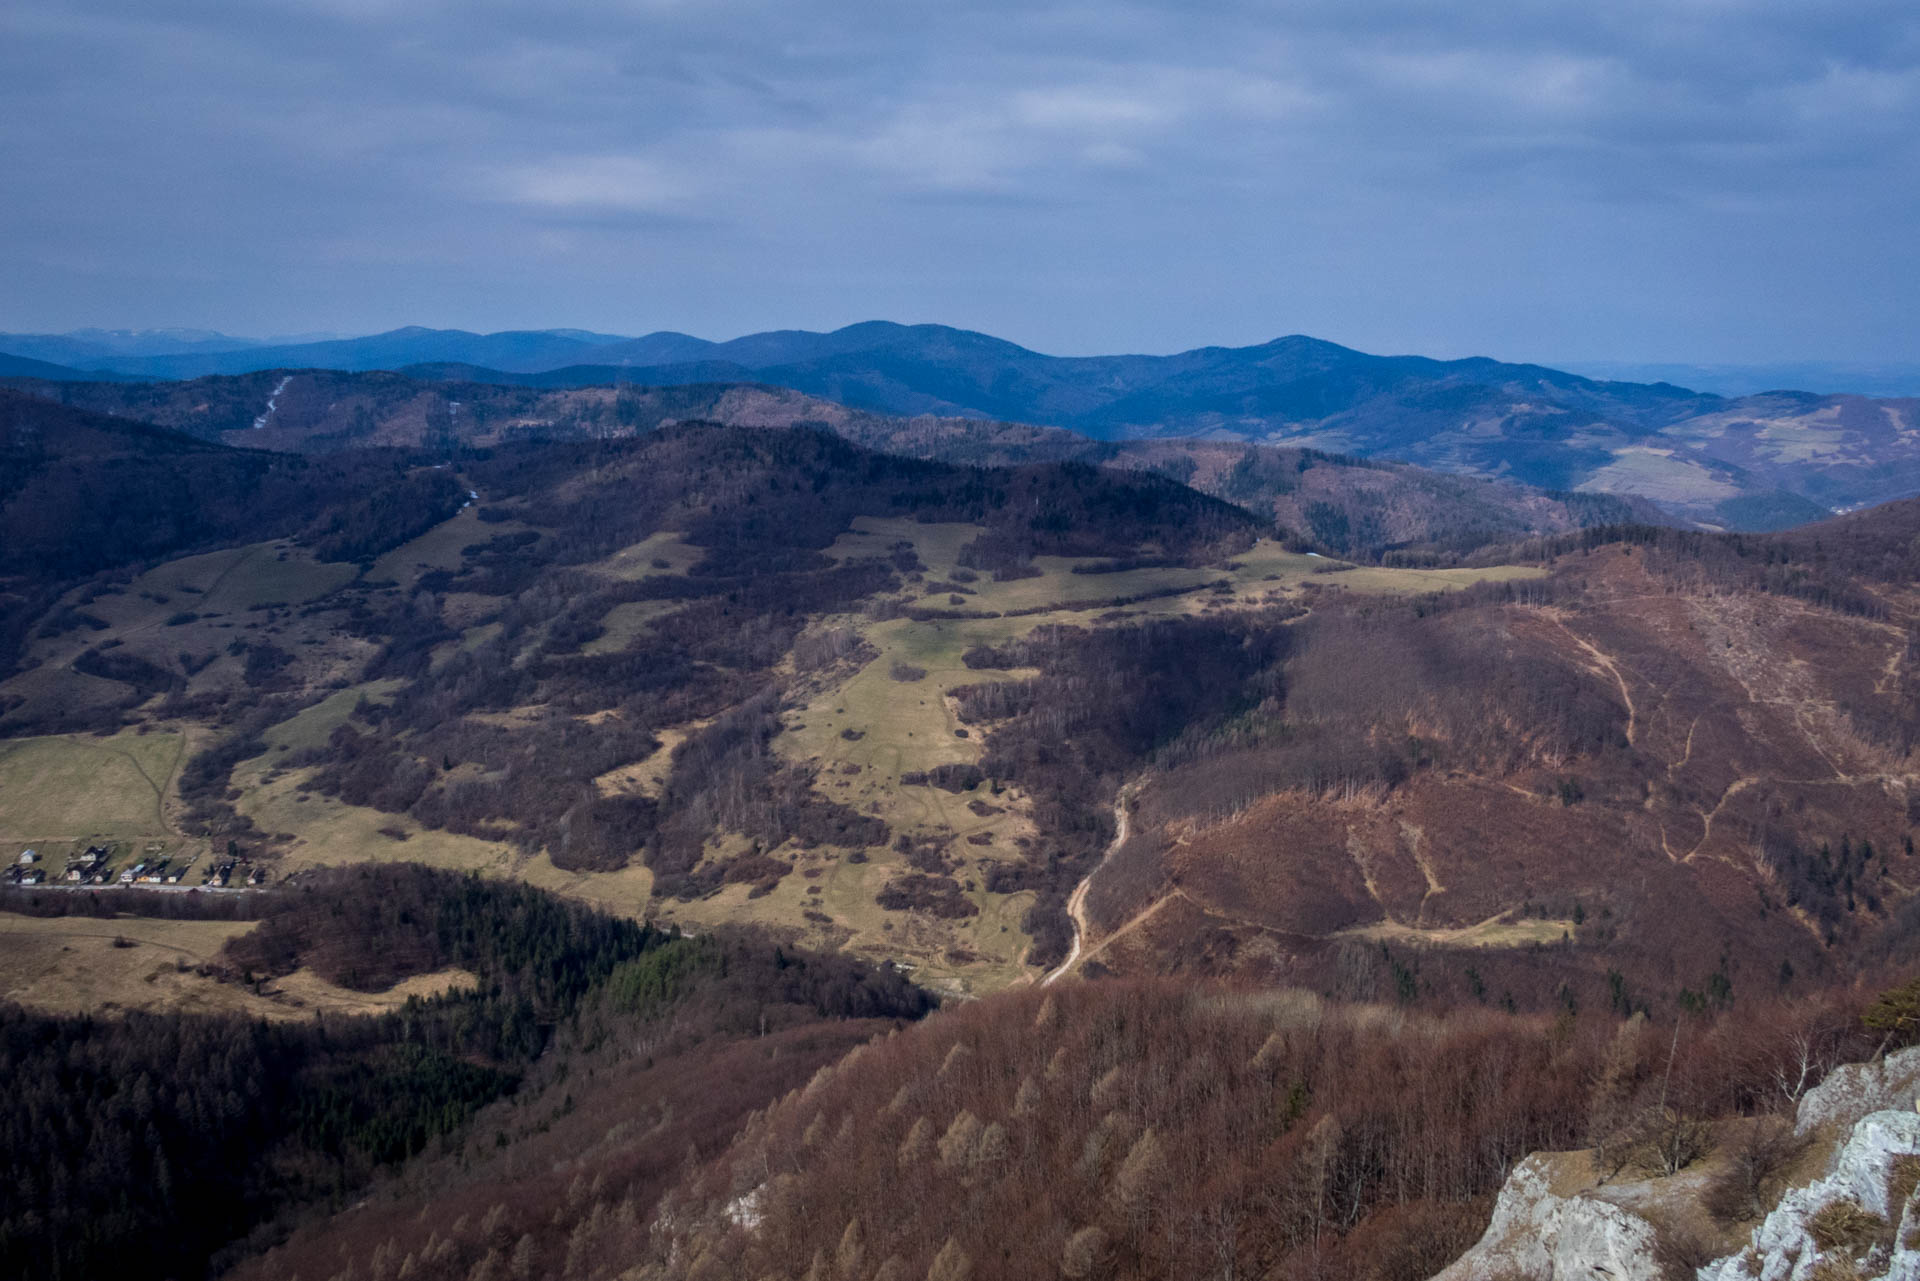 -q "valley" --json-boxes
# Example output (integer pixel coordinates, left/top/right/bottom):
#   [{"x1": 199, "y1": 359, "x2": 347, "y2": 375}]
[
  {"x1": 7, "y1": 351, "x2": 1920, "y2": 1281},
  {"x1": 0, "y1": 463, "x2": 1538, "y2": 997},
  {"x1": 12, "y1": 0, "x2": 1920, "y2": 1267}
]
